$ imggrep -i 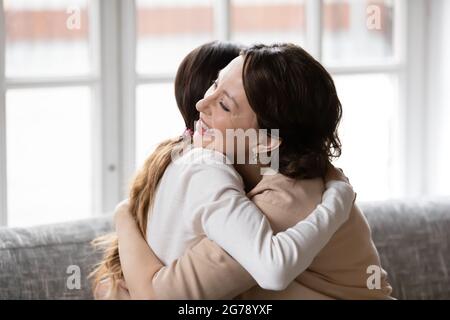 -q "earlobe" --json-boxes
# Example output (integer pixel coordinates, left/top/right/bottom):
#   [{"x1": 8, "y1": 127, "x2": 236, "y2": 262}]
[
  {"x1": 270, "y1": 136, "x2": 282, "y2": 151},
  {"x1": 256, "y1": 136, "x2": 282, "y2": 153}
]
